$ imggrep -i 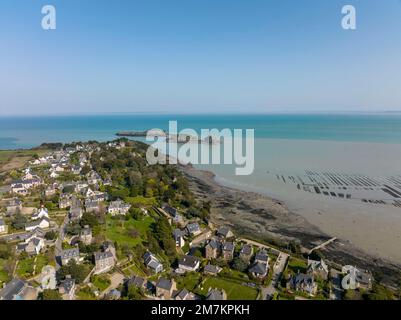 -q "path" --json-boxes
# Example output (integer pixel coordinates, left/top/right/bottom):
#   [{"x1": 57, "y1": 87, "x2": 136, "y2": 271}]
[{"x1": 308, "y1": 237, "x2": 337, "y2": 255}]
